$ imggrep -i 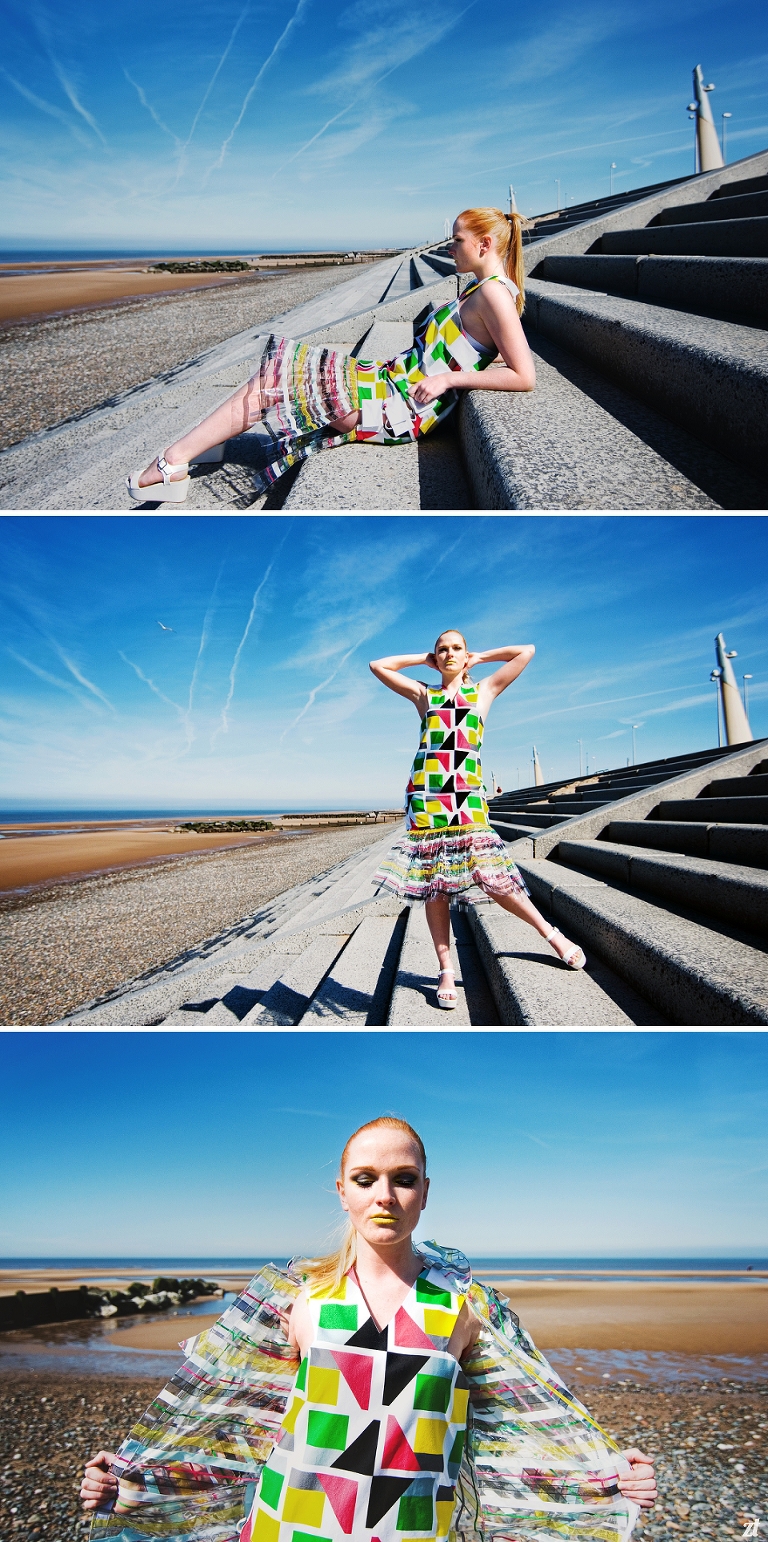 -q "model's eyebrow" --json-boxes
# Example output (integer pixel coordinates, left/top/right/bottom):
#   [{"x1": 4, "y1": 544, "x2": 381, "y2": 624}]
[{"x1": 347, "y1": 1164, "x2": 421, "y2": 1176}]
